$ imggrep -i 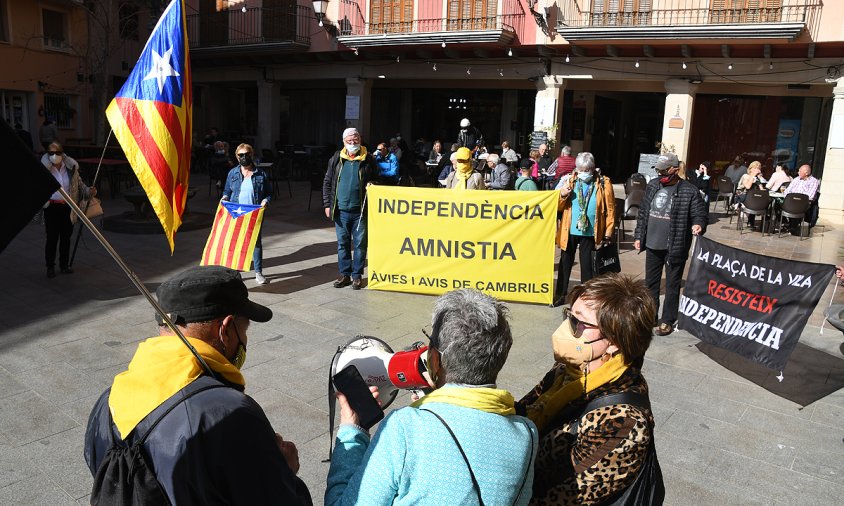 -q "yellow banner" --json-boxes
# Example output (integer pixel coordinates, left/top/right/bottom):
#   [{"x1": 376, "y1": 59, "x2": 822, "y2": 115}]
[{"x1": 367, "y1": 186, "x2": 558, "y2": 304}]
